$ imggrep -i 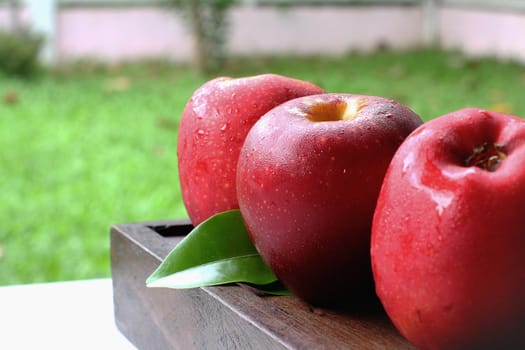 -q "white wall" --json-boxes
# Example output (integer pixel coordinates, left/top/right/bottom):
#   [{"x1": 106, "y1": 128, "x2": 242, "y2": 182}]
[{"x1": 25, "y1": 0, "x2": 56, "y2": 63}]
